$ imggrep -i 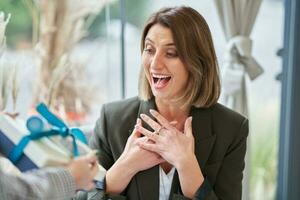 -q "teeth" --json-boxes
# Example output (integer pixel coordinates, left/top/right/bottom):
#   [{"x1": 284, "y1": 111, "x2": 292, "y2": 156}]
[{"x1": 152, "y1": 74, "x2": 171, "y2": 79}]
